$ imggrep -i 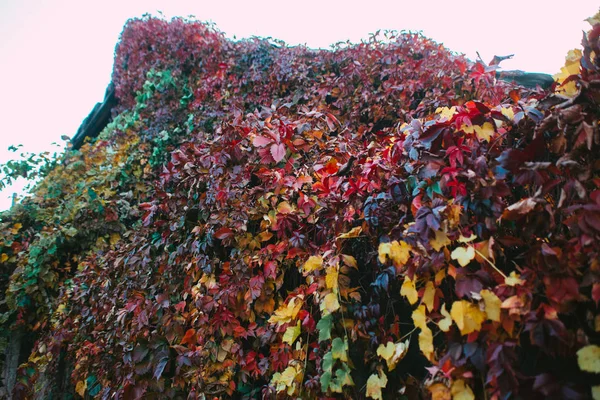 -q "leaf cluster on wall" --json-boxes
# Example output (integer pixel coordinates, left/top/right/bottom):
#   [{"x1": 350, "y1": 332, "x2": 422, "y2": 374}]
[{"x1": 2, "y1": 11, "x2": 600, "y2": 400}]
